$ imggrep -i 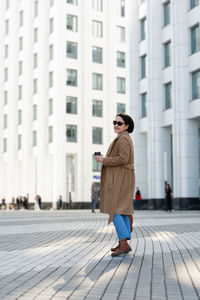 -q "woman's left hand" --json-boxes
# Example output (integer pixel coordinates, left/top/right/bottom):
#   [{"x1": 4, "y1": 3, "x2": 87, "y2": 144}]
[{"x1": 94, "y1": 155, "x2": 104, "y2": 163}]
